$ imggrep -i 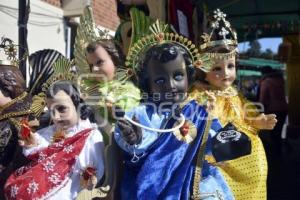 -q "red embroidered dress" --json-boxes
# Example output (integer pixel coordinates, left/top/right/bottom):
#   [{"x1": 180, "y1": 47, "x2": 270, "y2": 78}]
[{"x1": 4, "y1": 120, "x2": 104, "y2": 200}]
